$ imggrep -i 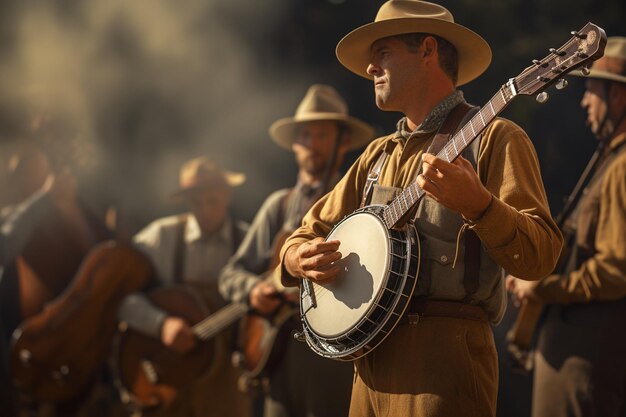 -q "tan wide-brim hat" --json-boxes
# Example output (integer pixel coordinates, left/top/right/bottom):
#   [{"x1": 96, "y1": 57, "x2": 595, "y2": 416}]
[
  {"x1": 573, "y1": 36, "x2": 626, "y2": 84},
  {"x1": 269, "y1": 84, "x2": 375, "y2": 151},
  {"x1": 170, "y1": 157, "x2": 245, "y2": 200},
  {"x1": 336, "y1": 0, "x2": 492, "y2": 86}
]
